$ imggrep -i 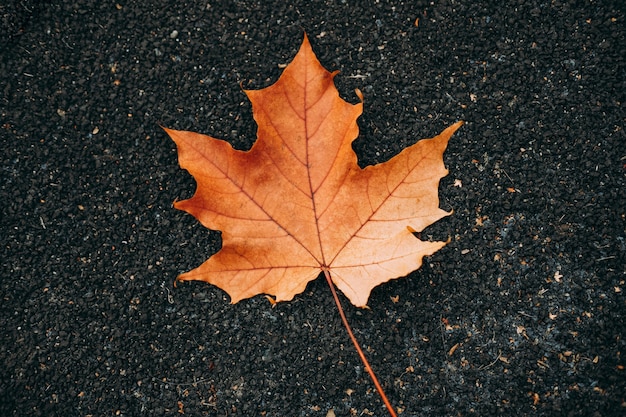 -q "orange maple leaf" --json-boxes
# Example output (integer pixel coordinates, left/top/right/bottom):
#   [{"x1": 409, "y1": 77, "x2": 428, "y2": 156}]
[
  {"x1": 165, "y1": 34, "x2": 462, "y2": 308},
  {"x1": 166, "y1": 34, "x2": 463, "y2": 416}
]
